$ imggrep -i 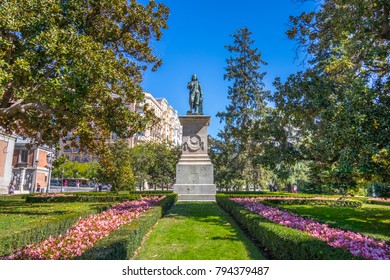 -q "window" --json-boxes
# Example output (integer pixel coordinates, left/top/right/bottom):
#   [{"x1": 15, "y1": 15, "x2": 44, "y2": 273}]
[{"x1": 20, "y1": 150, "x2": 28, "y2": 163}]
